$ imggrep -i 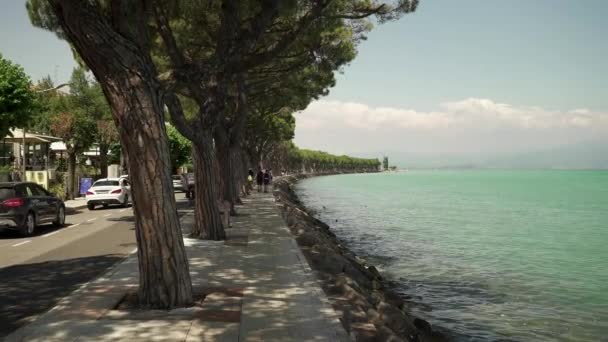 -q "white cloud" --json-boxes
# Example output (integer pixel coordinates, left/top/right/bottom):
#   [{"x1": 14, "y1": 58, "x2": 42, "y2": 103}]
[
  {"x1": 294, "y1": 98, "x2": 608, "y2": 159},
  {"x1": 296, "y1": 98, "x2": 608, "y2": 131}
]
